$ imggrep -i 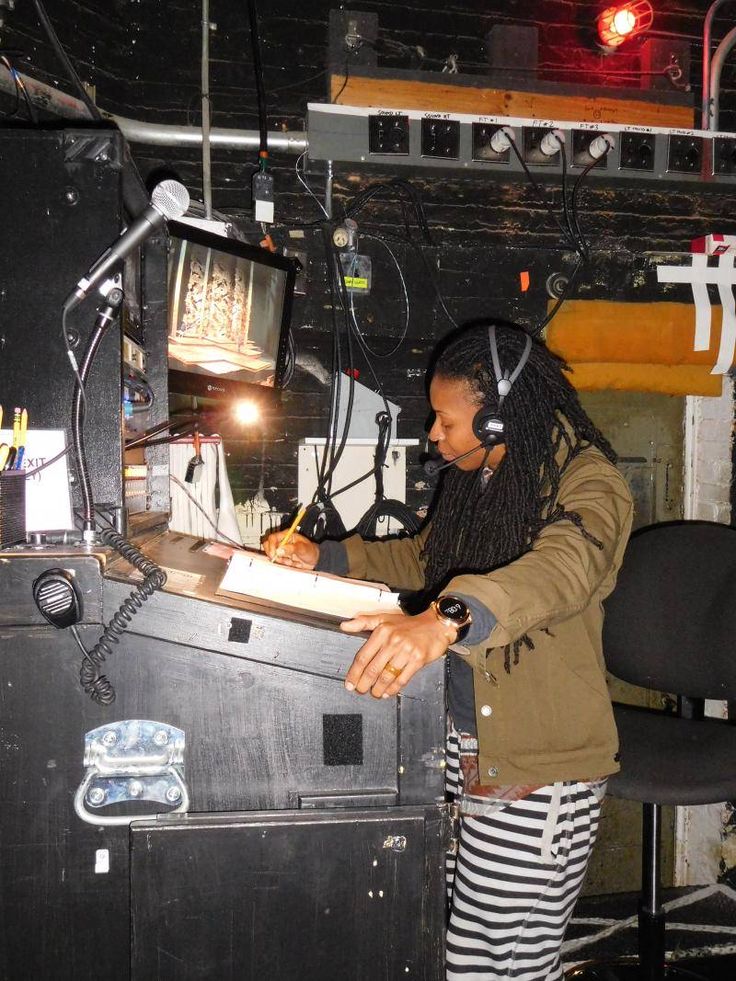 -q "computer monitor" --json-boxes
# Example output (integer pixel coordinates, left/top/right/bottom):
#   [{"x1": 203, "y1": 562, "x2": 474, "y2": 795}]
[{"x1": 166, "y1": 221, "x2": 296, "y2": 404}]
